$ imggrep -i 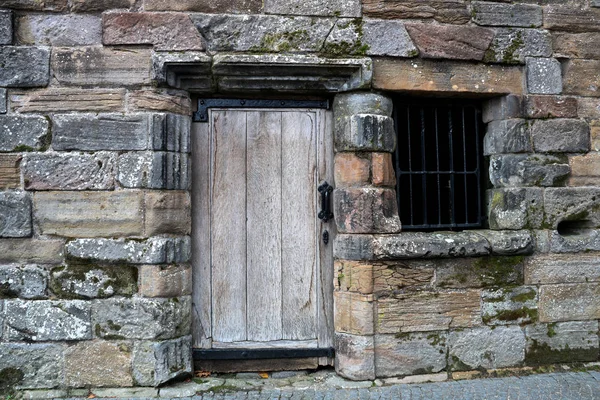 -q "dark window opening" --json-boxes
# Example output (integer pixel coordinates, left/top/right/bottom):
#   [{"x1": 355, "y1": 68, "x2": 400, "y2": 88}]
[{"x1": 393, "y1": 98, "x2": 485, "y2": 231}]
